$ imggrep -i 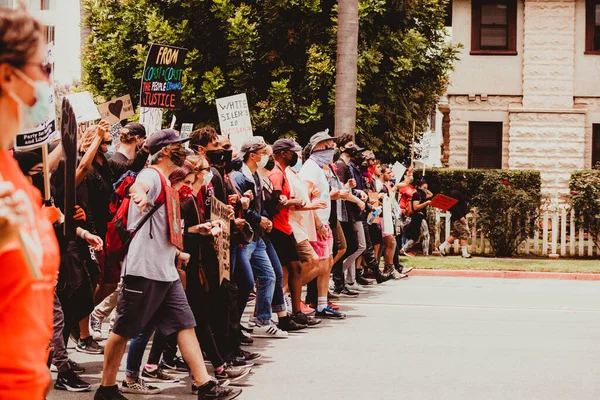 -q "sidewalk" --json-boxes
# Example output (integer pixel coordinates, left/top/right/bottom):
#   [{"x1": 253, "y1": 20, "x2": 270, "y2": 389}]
[{"x1": 411, "y1": 268, "x2": 600, "y2": 281}]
